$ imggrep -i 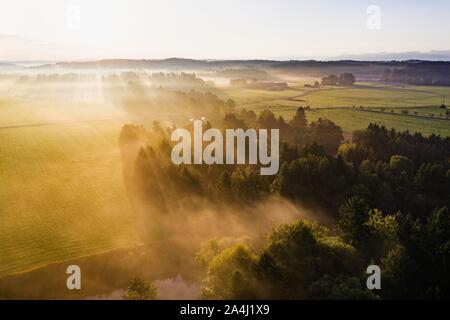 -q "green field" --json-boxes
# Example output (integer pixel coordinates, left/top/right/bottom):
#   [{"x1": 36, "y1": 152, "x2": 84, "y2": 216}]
[
  {"x1": 224, "y1": 81, "x2": 450, "y2": 109},
  {"x1": 0, "y1": 77, "x2": 449, "y2": 280},
  {"x1": 272, "y1": 108, "x2": 450, "y2": 137},
  {"x1": 0, "y1": 96, "x2": 138, "y2": 278},
  {"x1": 221, "y1": 88, "x2": 304, "y2": 106},
  {"x1": 303, "y1": 84, "x2": 449, "y2": 108},
  {"x1": 224, "y1": 81, "x2": 450, "y2": 137}
]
